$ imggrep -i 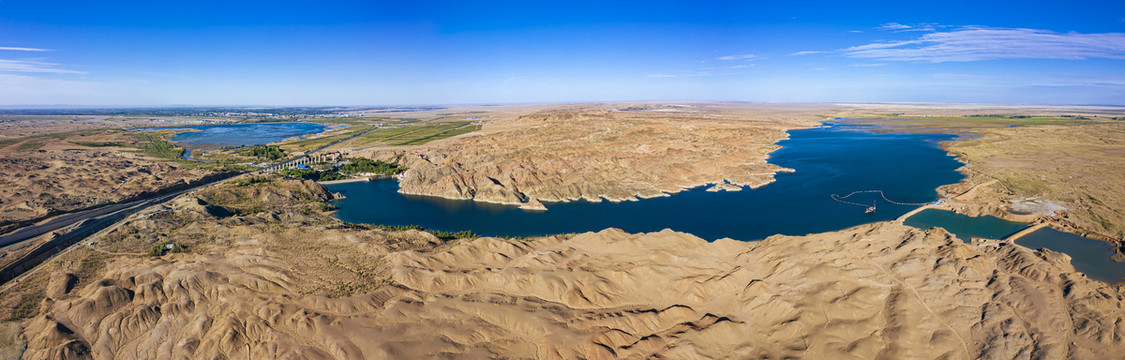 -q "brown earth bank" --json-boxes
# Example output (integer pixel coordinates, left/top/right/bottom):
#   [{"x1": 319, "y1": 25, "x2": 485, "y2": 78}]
[
  {"x1": 360, "y1": 103, "x2": 825, "y2": 208},
  {"x1": 940, "y1": 123, "x2": 1125, "y2": 239},
  {"x1": 0, "y1": 177, "x2": 1123, "y2": 359}
]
